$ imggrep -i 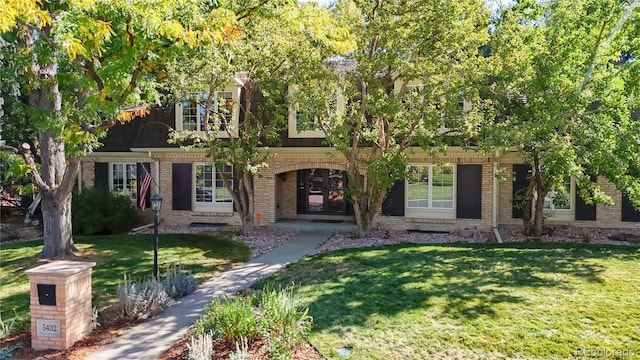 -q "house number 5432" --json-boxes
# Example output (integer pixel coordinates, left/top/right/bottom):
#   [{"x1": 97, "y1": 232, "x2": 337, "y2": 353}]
[{"x1": 36, "y1": 319, "x2": 61, "y2": 337}]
